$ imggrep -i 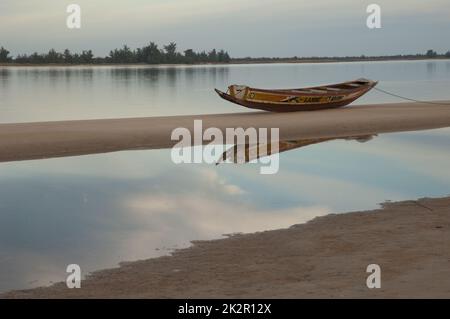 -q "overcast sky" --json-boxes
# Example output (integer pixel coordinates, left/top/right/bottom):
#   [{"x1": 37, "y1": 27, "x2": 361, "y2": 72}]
[{"x1": 1, "y1": 0, "x2": 449, "y2": 57}]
